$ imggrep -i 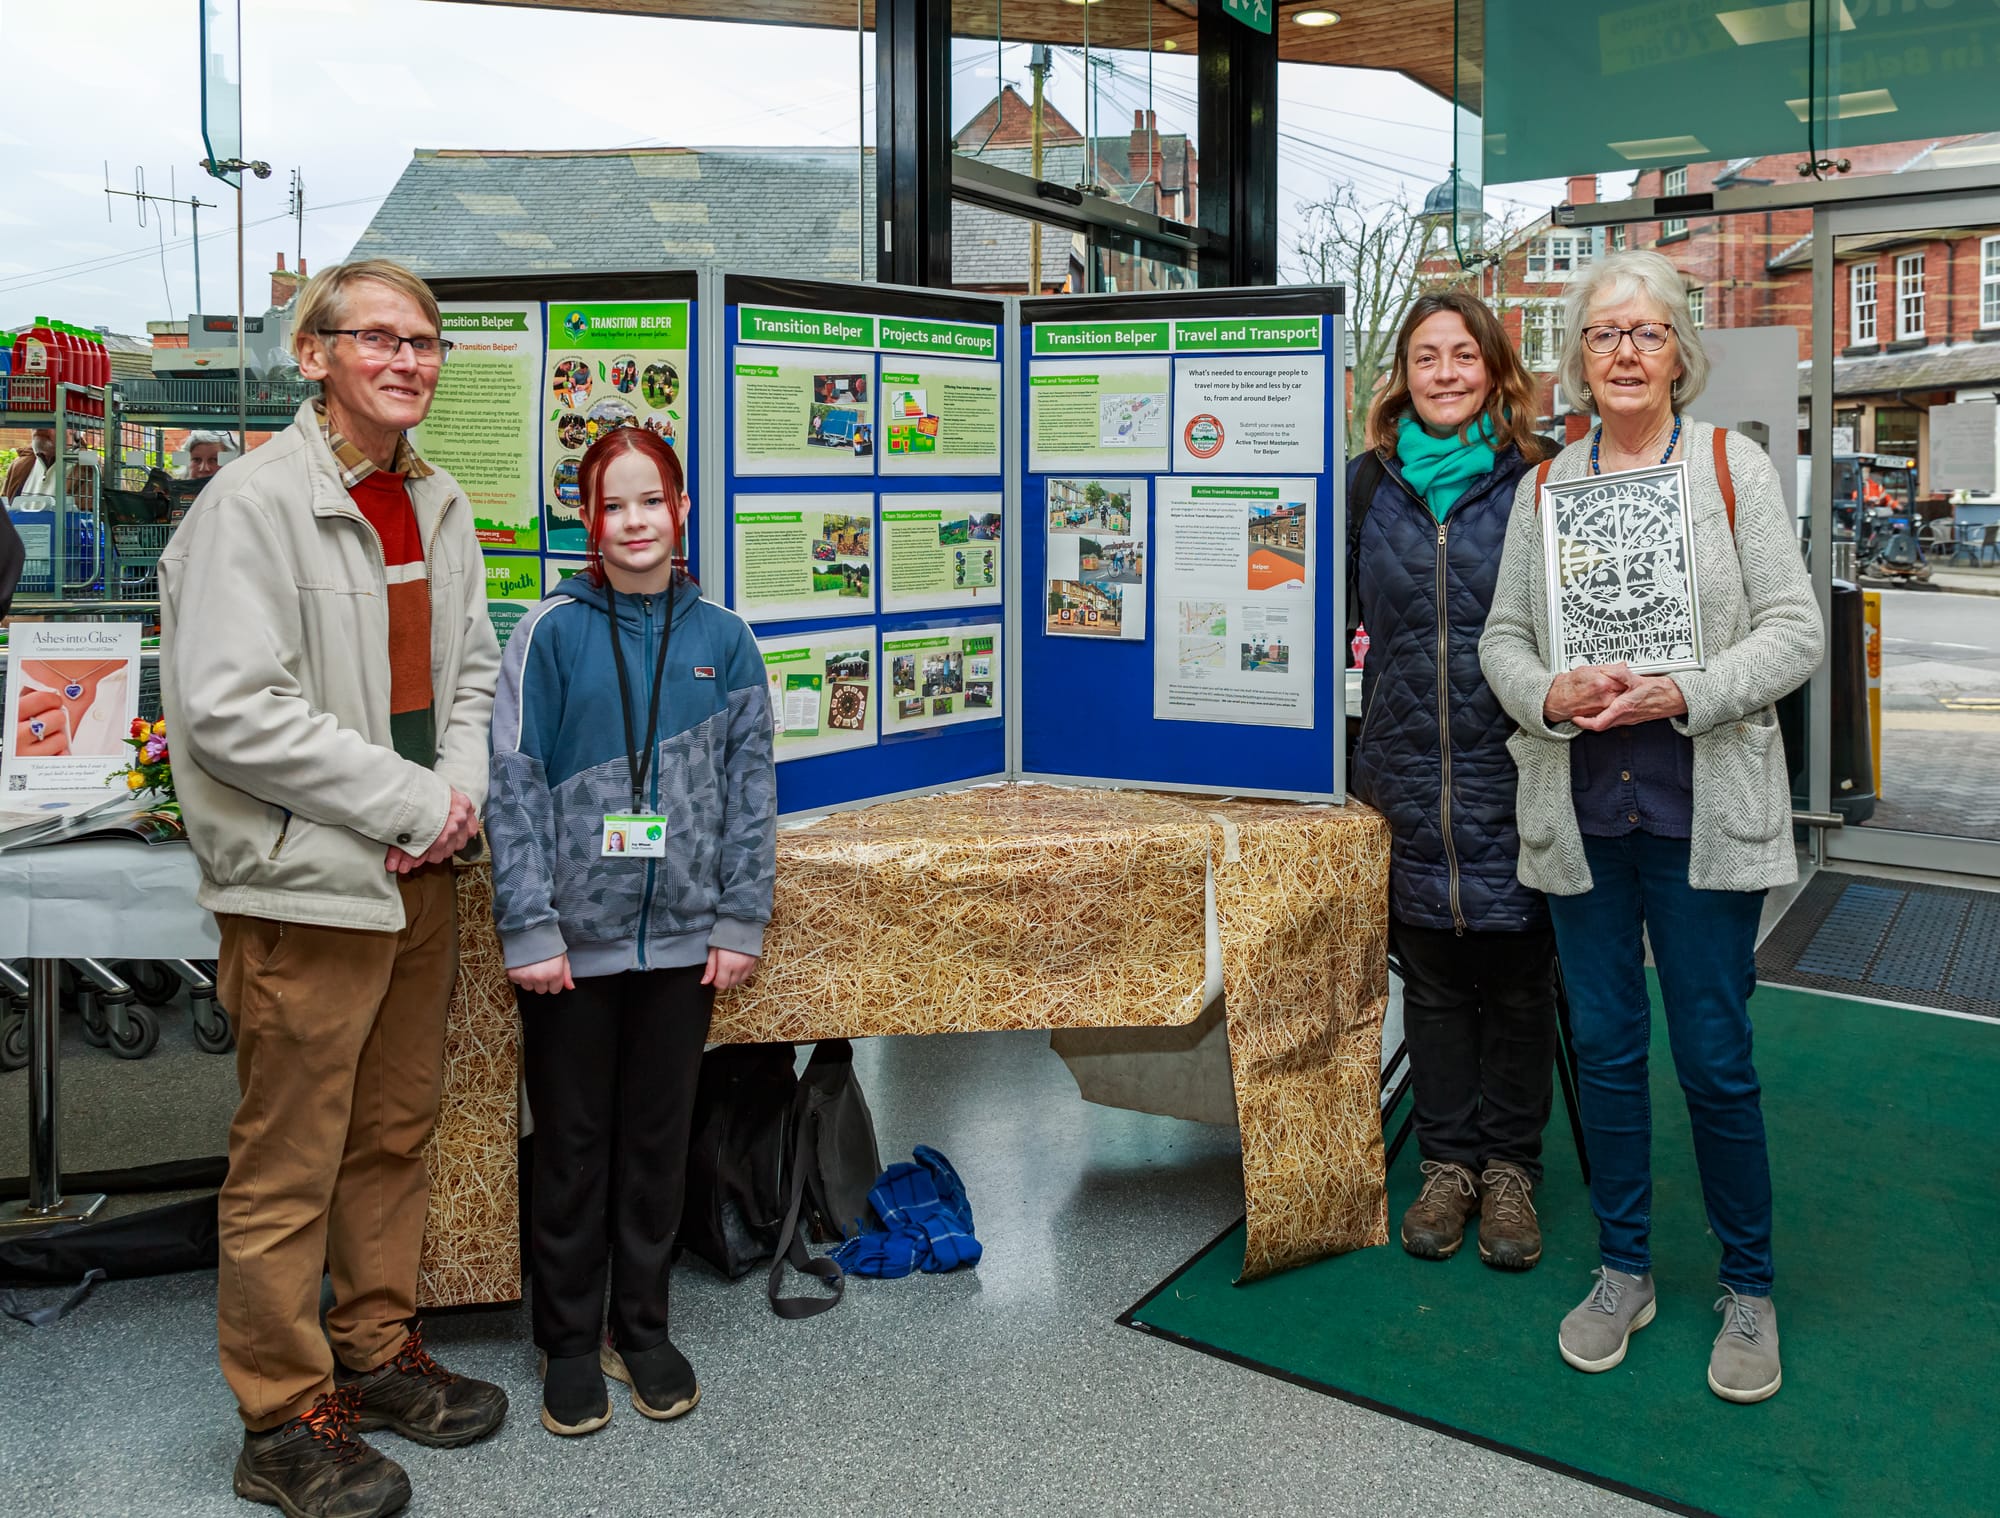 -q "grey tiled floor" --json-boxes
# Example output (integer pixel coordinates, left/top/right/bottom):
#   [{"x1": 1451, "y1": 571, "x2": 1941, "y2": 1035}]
[{"x1": 0, "y1": 1028, "x2": 1652, "y2": 1518}]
